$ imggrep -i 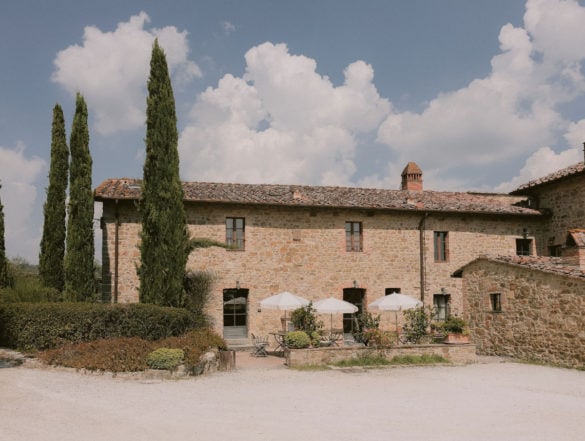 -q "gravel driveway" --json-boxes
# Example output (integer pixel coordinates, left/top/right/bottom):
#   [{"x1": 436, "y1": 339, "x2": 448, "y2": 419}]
[{"x1": 1, "y1": 356, "x2": 584, "y2": 441}]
